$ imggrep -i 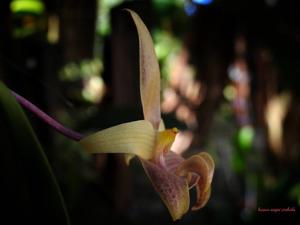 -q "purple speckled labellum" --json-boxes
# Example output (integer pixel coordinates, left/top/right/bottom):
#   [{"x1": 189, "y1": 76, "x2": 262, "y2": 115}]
[{"x1": 139, "y1": 157, "x2": 189, "y2": 221}]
